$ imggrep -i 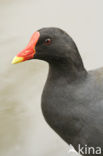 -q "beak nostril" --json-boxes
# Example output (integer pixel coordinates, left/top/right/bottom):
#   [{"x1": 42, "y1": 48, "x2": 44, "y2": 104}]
[
  {"x1": 23, "y1": 50, "x2": 30, "y2": 55},
  {"x1": 25, "y1": 50, "x2": 30, "y2": 53}
]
